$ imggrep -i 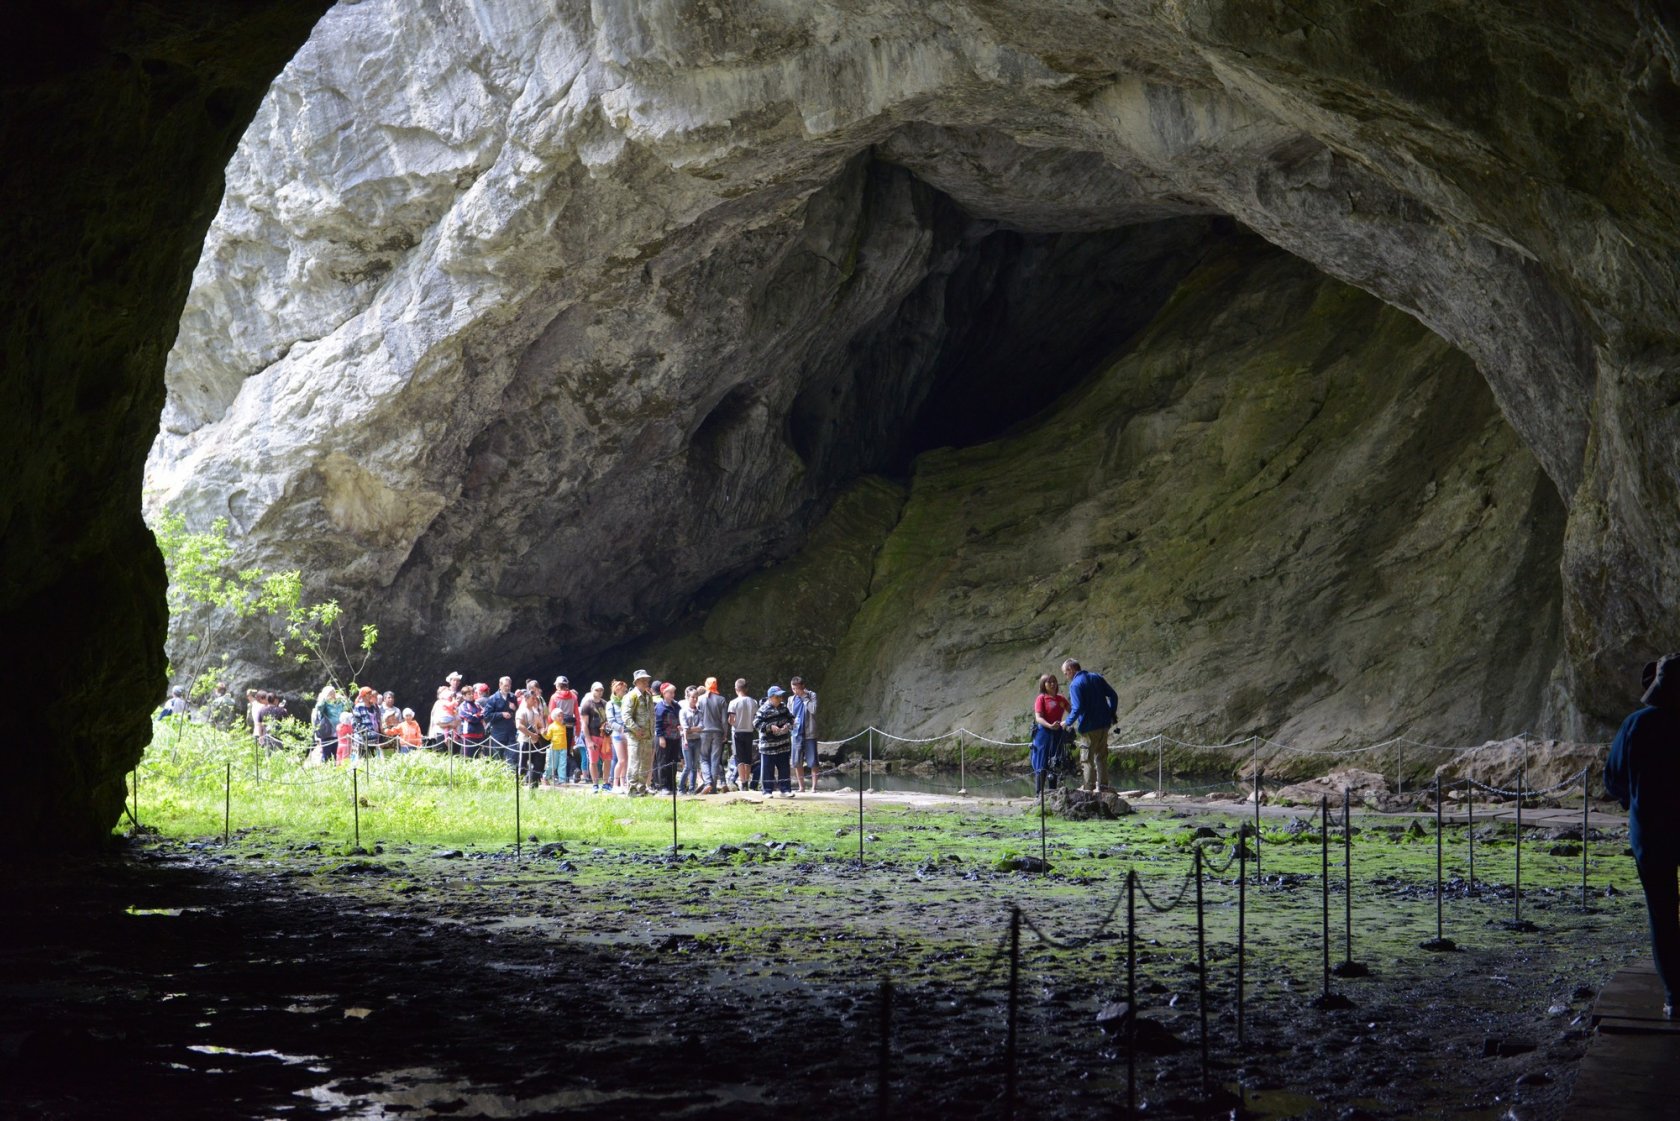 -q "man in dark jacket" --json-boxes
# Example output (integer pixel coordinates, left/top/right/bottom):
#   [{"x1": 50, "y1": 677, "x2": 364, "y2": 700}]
[
  {"x1": 1061, "y1": 658, "x2": 1120, "y2": 793},
  {"x1": 483, "y1": 676, "x2": 518, "y2": 771},
  {"x1": 1606, "y1": 653, "x2": 1680, "y2": 1017}
]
